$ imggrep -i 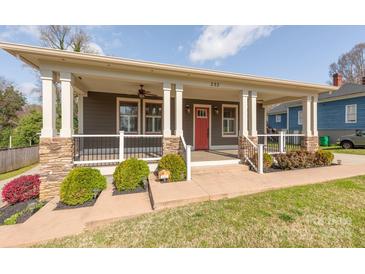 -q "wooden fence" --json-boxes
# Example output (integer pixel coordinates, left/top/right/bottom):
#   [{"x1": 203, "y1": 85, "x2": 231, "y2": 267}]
[{"x1": 0, "y1": 146, "x2": 39, "y2": 174}]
